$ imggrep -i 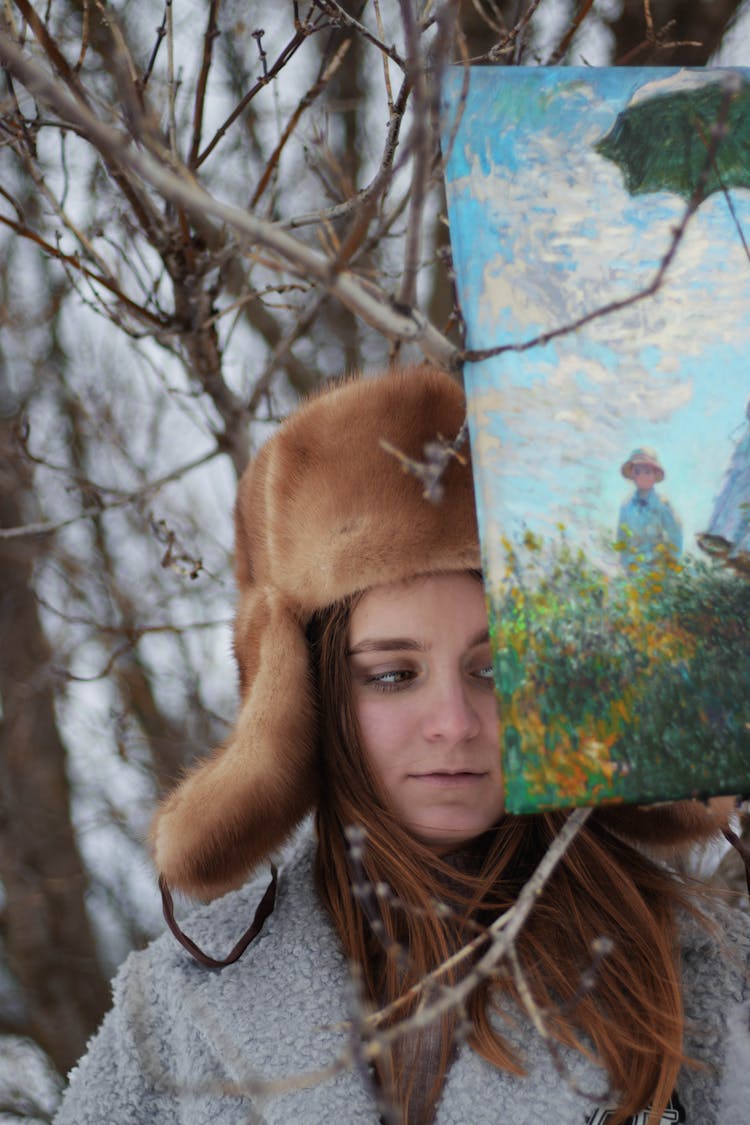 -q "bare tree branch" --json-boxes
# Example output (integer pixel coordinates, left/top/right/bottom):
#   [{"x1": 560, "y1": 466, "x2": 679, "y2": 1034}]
[
  {"x1": 0, "y1": 448, "x2": 221, "y2": 541},
  {"x1": 0, "y1": 30, "x2": 458, "y2": 368}
]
